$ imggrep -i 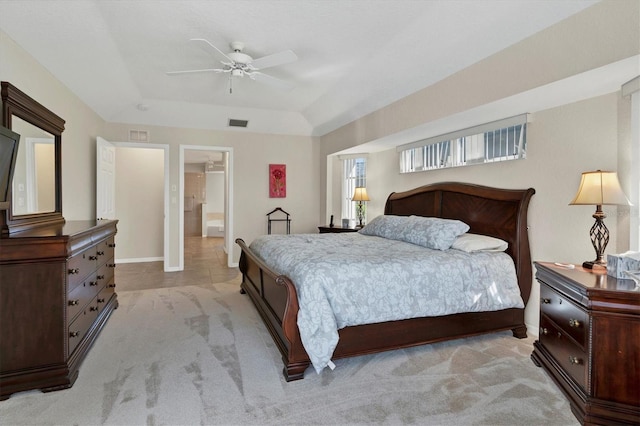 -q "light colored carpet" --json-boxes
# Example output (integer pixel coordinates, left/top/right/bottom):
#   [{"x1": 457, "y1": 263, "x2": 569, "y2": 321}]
[{"x1": 1, "y1": 278, "x2": 578, "y2": 425}]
